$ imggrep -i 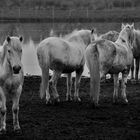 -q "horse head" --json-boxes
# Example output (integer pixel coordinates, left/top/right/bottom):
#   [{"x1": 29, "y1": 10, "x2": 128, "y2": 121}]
[
  {"x1": 3, "y1": 36, "x2": 23, "y2": 74},
  {"x1": 119, "y1": 23, "x2": 135, "y2": 49}
]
